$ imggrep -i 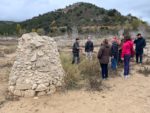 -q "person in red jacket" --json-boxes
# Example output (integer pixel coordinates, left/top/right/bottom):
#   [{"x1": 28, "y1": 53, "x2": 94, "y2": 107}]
[{"x1": 121, "y1": 35, "x2": 134, "y2": 78}]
